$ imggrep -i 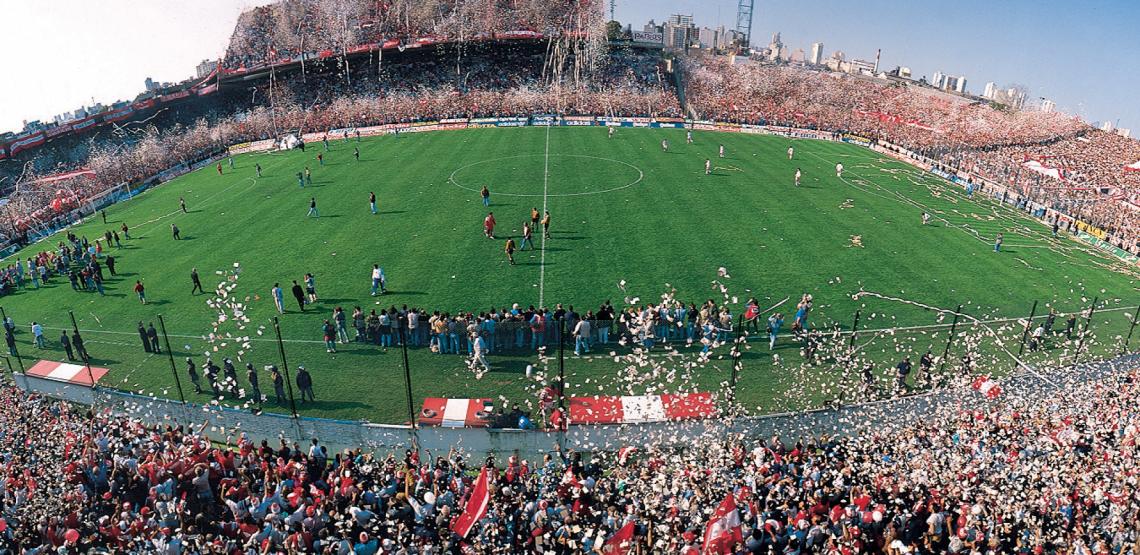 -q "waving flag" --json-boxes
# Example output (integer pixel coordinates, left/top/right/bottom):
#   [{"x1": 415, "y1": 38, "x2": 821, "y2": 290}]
[
  {"x1": 452, "y1": 467, "x2": 490, "y2": 538},
  {"x1": 604, "y1": 521, "x2": 635, "y2": 554},
  {"x1": 702, "y1": 493, "x2": 743, "y2": 554}
]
